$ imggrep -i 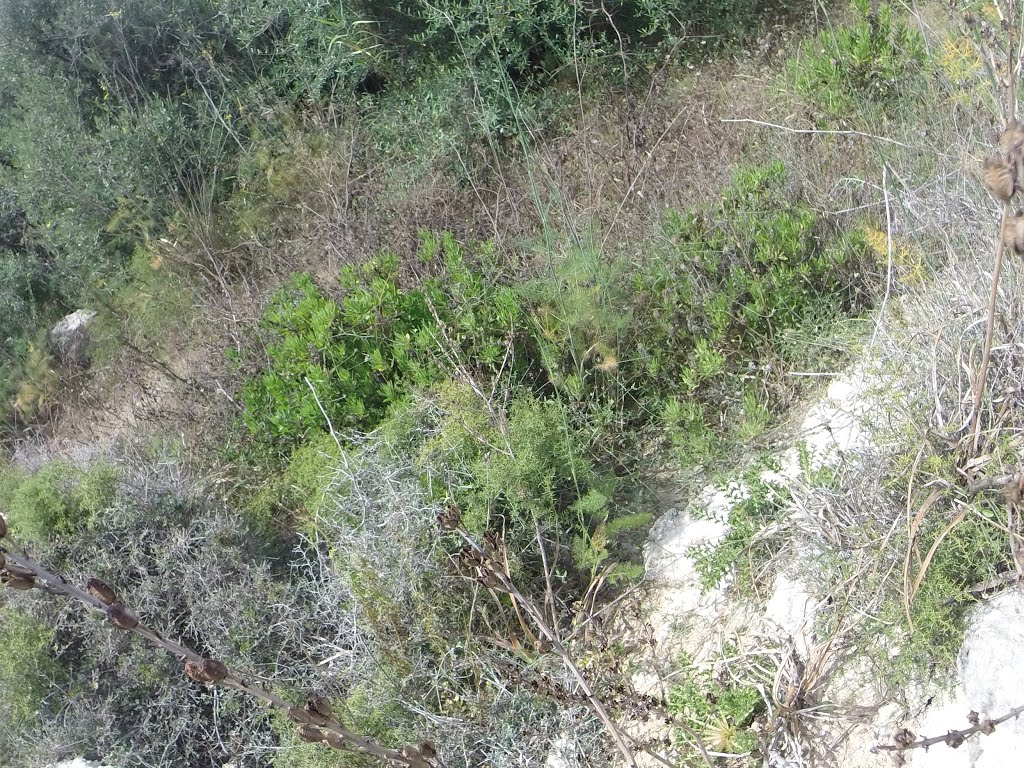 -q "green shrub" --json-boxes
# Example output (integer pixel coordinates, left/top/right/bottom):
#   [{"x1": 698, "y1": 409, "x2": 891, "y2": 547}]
[
  {"x1": 245, "y1": 432, "x2": 344, "y2": 532},
  {"x1": 239, "y1": 234, "x2": 535, "y2": 460},
  {"x1": 886, "y1": 507, "x2": 1009, "y2": 681},
  {"x1": 270, "y1": 679, "x2": 418, "y2": 768},
  {"x1": 0, "y1": 461, "x2": 119, "y2": 543},
  {"x1": 668, "y1": 657, "x2": 761, "y2": 761},
  {"x1": 789, "y1": 0, "x2": 926, "y2": 121},
  {"x1": 691, "y1": 470, "x2": 788, "y2": 593},
  {"x1": 529, "y1": 162, "x2": 873, "y2": 466},
  {"x1": 0, "y1": 609, "x2": 55, "y2": 731},
  {"x1": 397, "y1": 382, "x2": 609, "y2": 539}
]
